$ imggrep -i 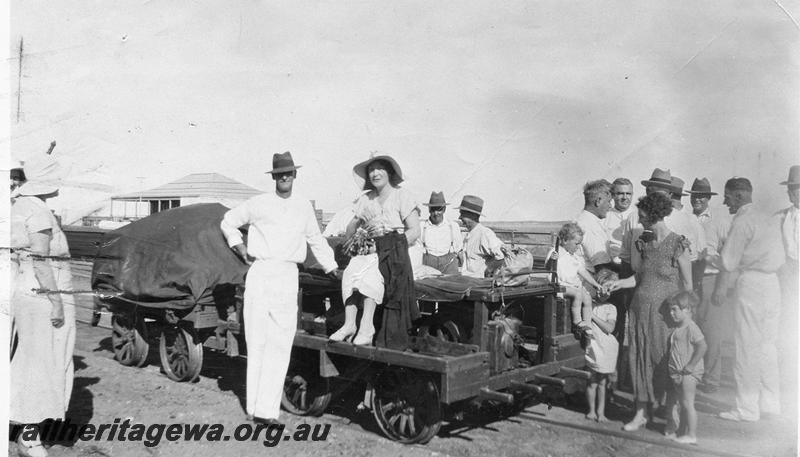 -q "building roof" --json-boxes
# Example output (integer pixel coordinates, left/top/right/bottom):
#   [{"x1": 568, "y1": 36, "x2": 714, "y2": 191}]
[{"x1": 113, "y1": 173, "x2": 262, "y2": 200}]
